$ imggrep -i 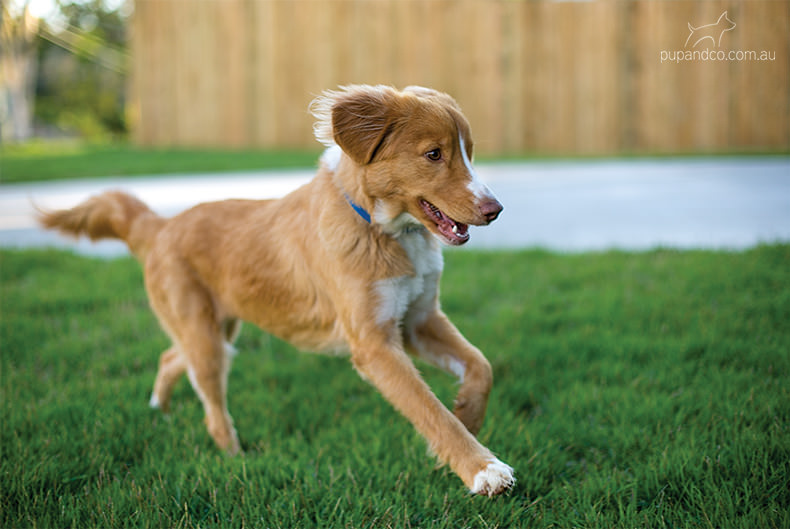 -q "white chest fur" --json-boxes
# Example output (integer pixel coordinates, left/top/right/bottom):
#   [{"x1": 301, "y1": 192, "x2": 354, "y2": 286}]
[{"x1": 374, "y1": 229, "x2": 444, "y2": 326}]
